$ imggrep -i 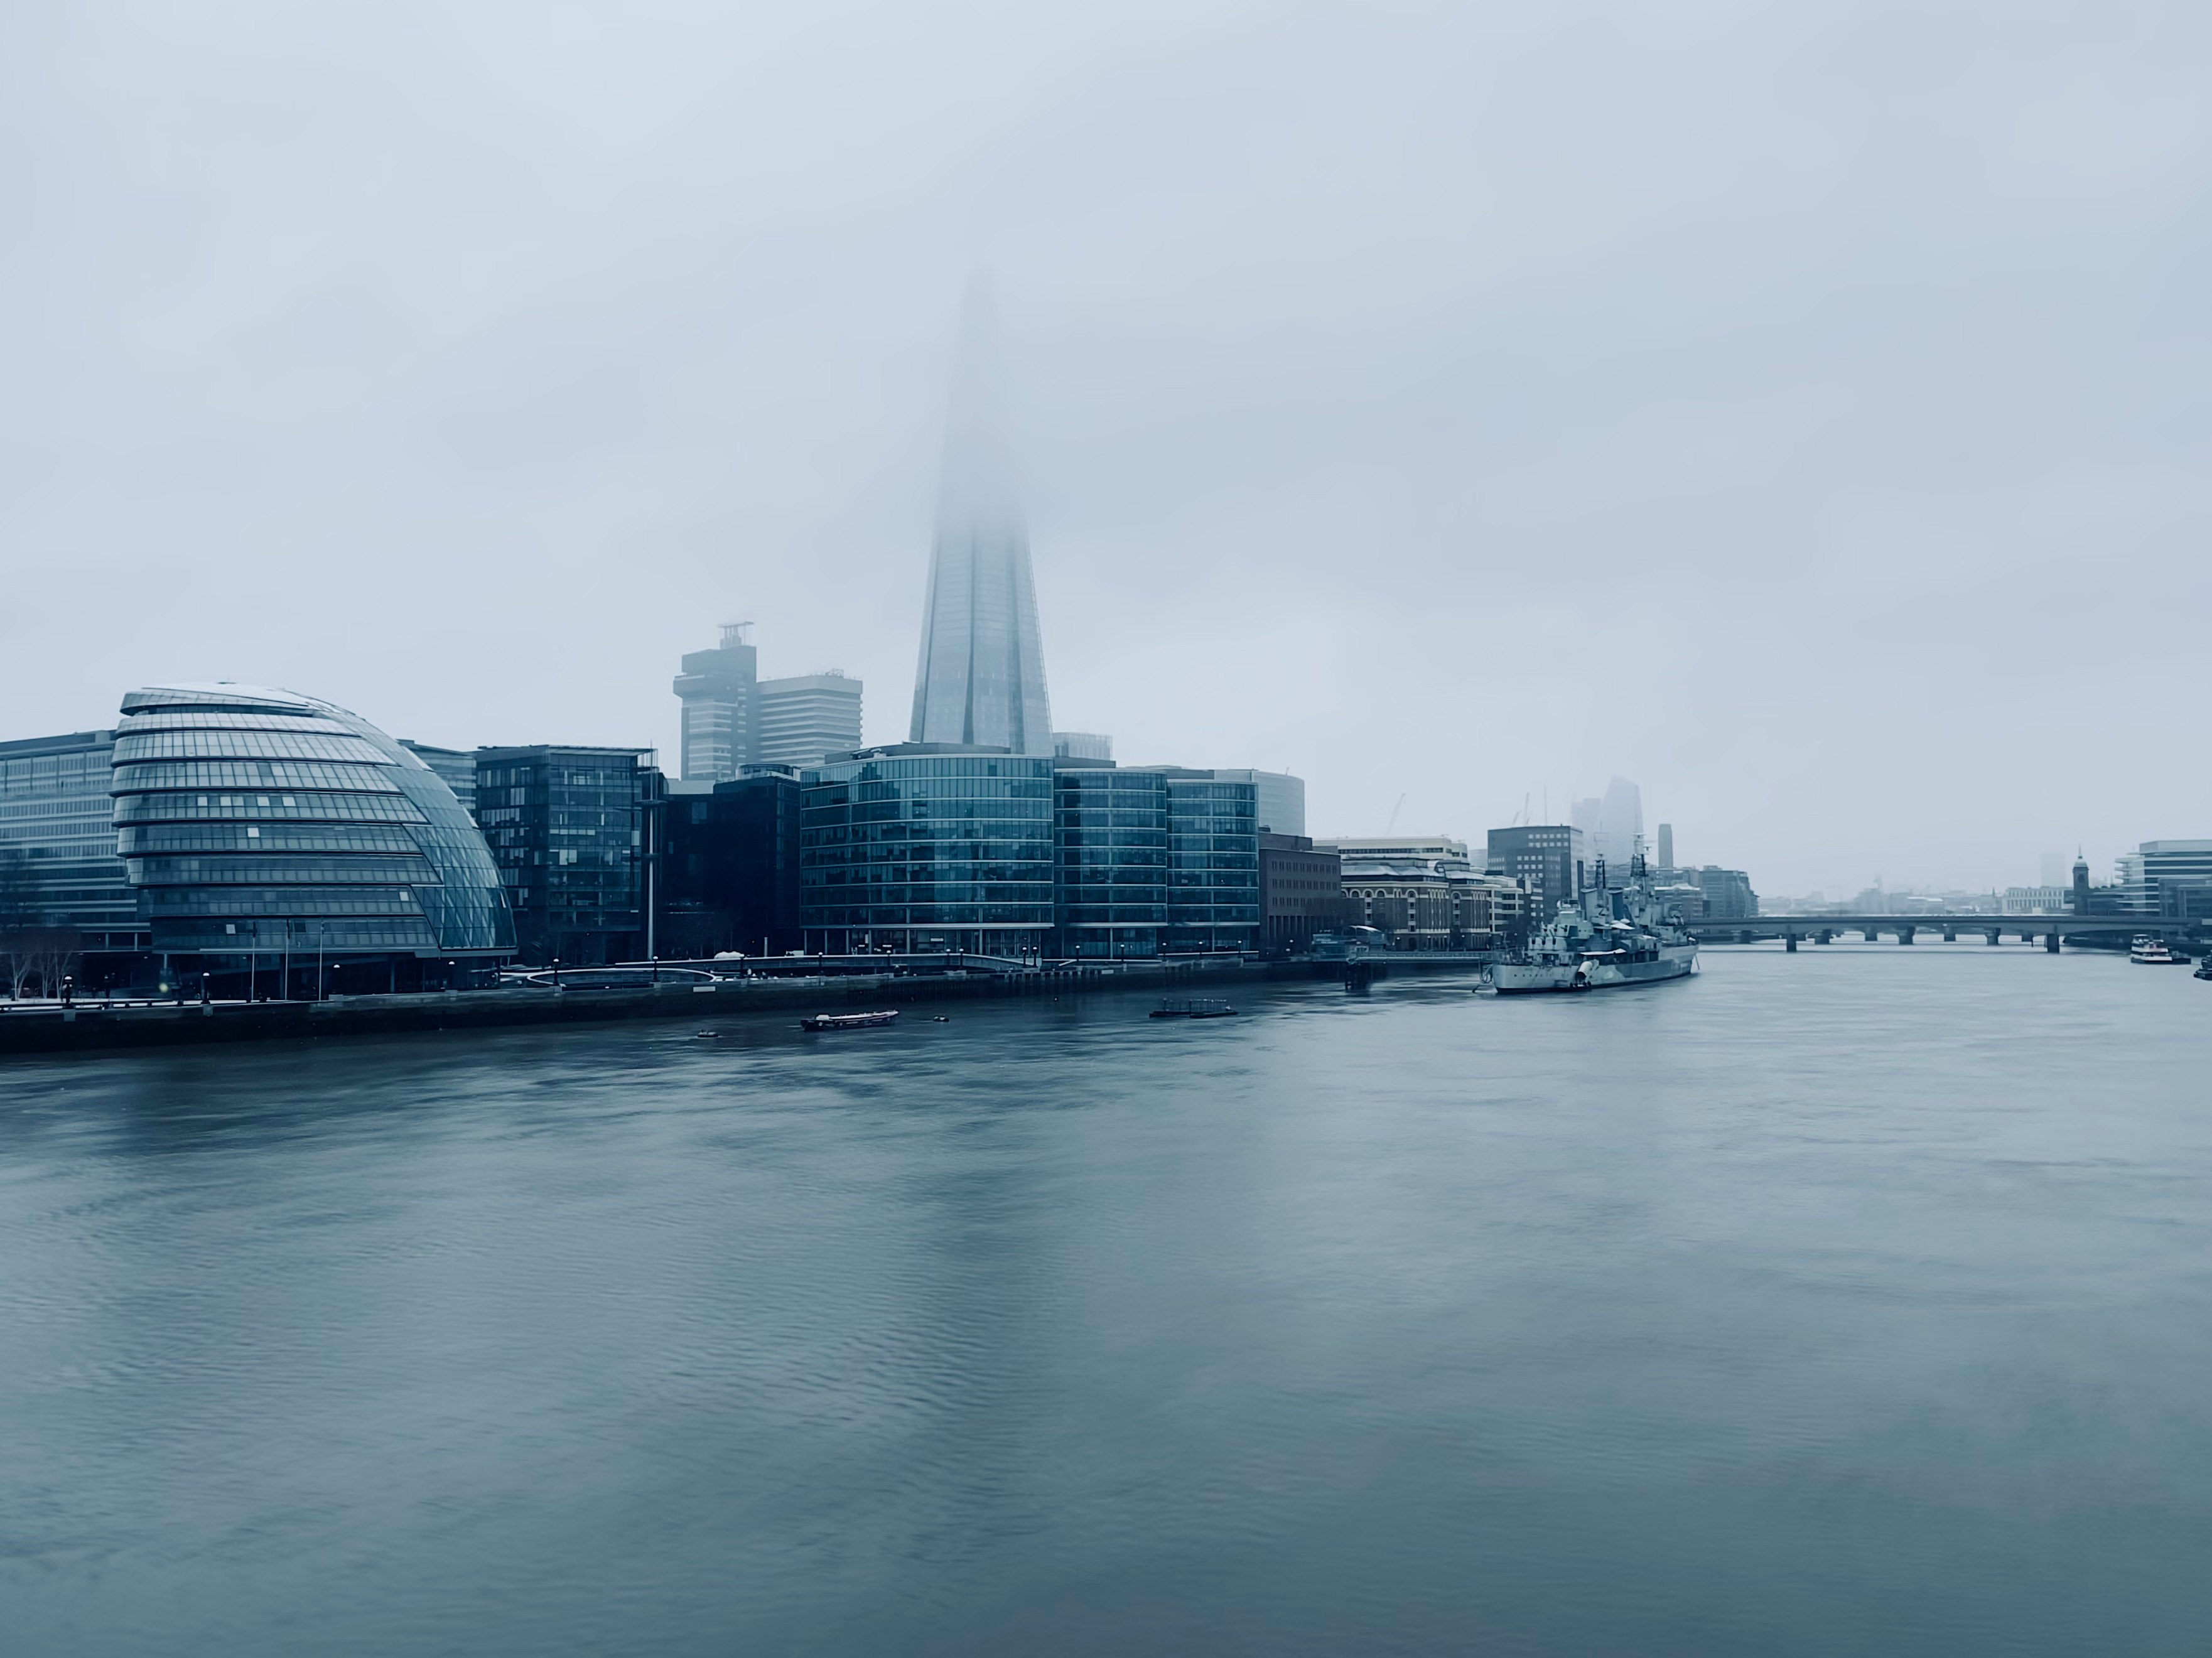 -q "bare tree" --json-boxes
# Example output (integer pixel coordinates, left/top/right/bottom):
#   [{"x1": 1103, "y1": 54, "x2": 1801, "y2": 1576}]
[{"x1": 0, "y1": 848, "x2": 38, "y2": 1000}]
